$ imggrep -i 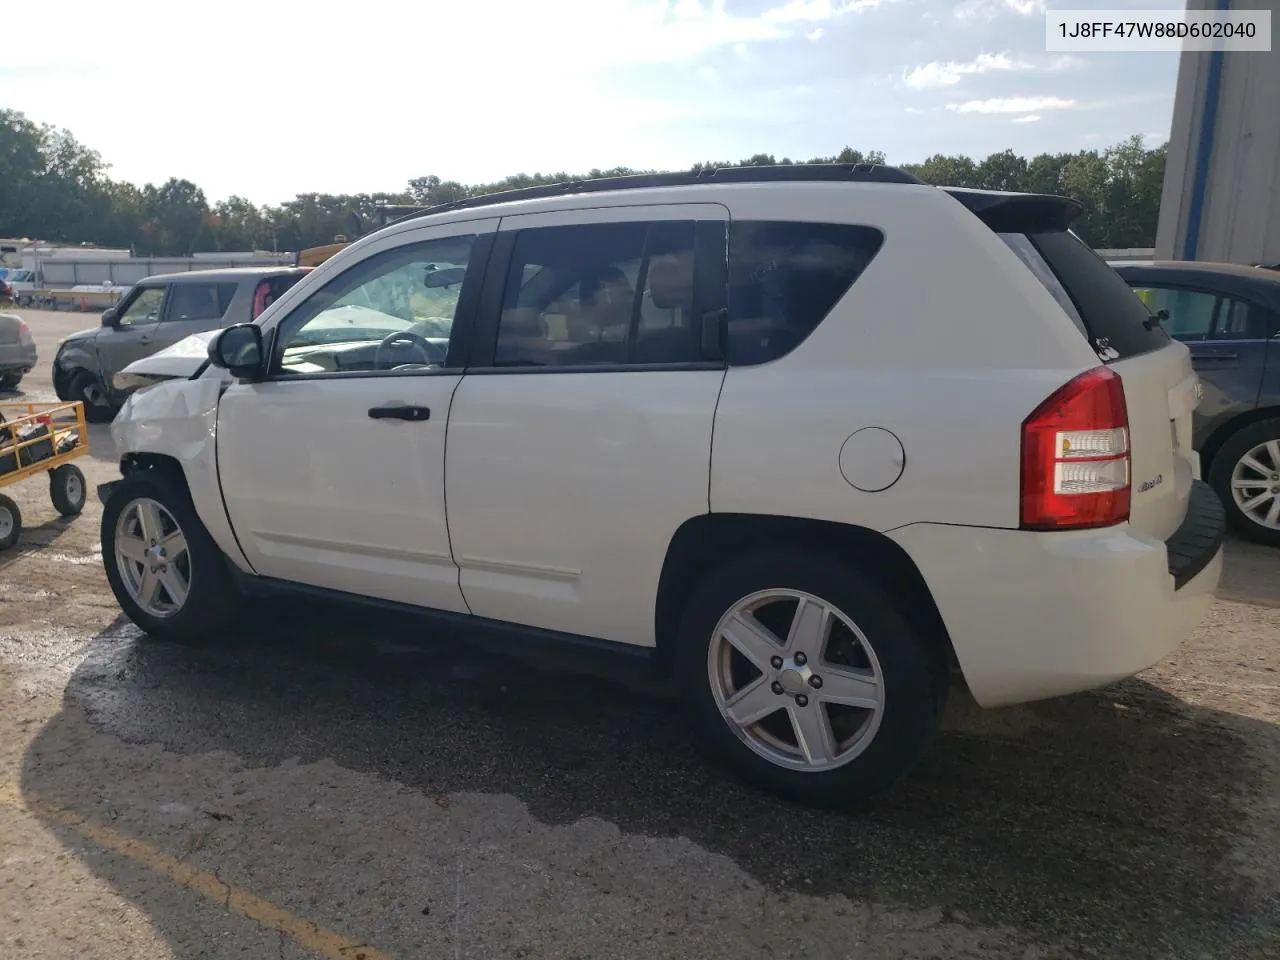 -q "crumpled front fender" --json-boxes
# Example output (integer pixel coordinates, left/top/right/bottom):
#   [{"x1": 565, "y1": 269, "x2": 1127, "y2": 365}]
[{"x1": 110, "y1": 376, "x2": 252, "y2": 573}]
